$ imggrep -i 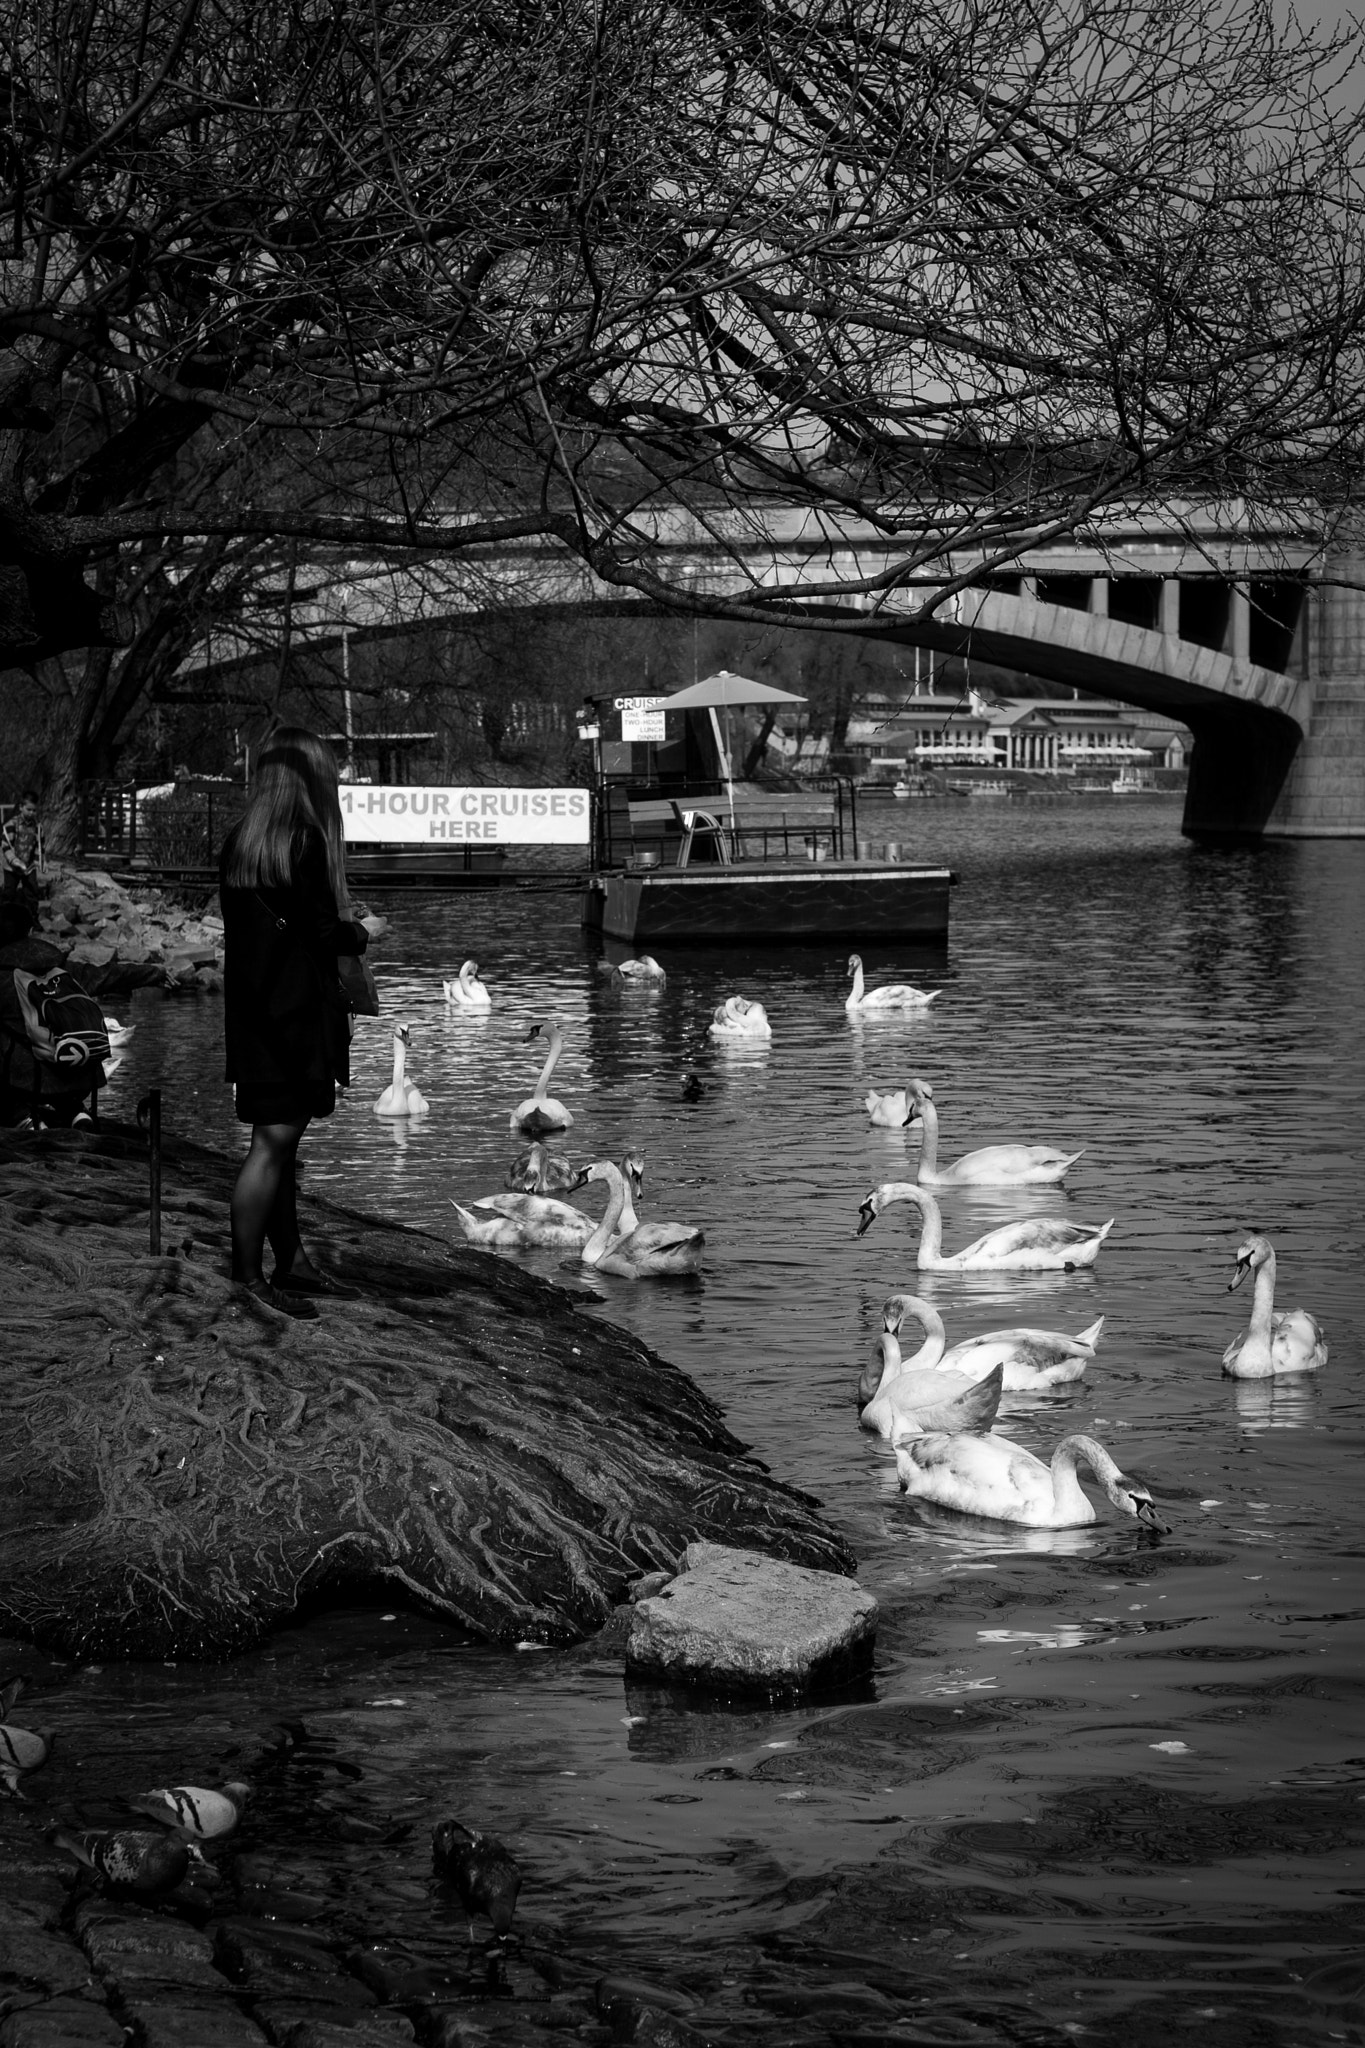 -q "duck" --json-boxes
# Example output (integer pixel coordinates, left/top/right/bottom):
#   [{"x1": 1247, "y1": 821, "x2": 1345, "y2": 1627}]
[
  {"x1": 443, "y1": 960, "x2": 491, "y2": 1009},
  {"x1": 894, "y1": 1429, "x2": 1170, "y2": 1532},
  {"x1": 708, "y1": 996, "x2": 771, "y2": 1040},
  {"x1": 855, "y1": 1182, "x2": 1113, "y2": 1271},
  {"x1": 48, "y1": 1826, "x2": 191, "y2": 1896},
  {"x1": 858, "y1": 1297, "x2": 1004, "y2": 1439},
  {"x1": 1222, "y1": 1233, "x2": 1328, "y2": 1378},
  {"x1": 864, "y1": 1086, "x2": 912, "y2": 1128},
  {"x1": 372, "y1": 1023, "x2": 429, "y2": 1116},
  {"x1": 510, "y1": 1019, "x2": 573, "y2": 1134},
  {"x1": 506, "y1": 1140, "x2": 577, "y2": 1193},
  {"x1": 611, "y1": 955, "x2": 666, "y2": 984},
  {"x1": 845, "y1": 955, "x2": 939, "y2": 1011},
  {"x1": 0, "y1": 1718, "x2": 54, "y2": 1795},
  {"x1": 857, "y1": 1296, "x2": 1105, "y2": 1402},
  {"x1": 128, "y1": 1781, "x2": 250, "y2": 1843},
  {"x1": 433, "y1": 1820, "x2": 521, "y2": 1938},
  {"x1": 571, "y1": 1159, "x2": 704, "y2": 1278},
  {"x1": 680, "y1": 1071, "x2": 704, "y2": 1102},
  {"x1": 906, "y1": 1080, "x2": 1084, "y2": 1187}
]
